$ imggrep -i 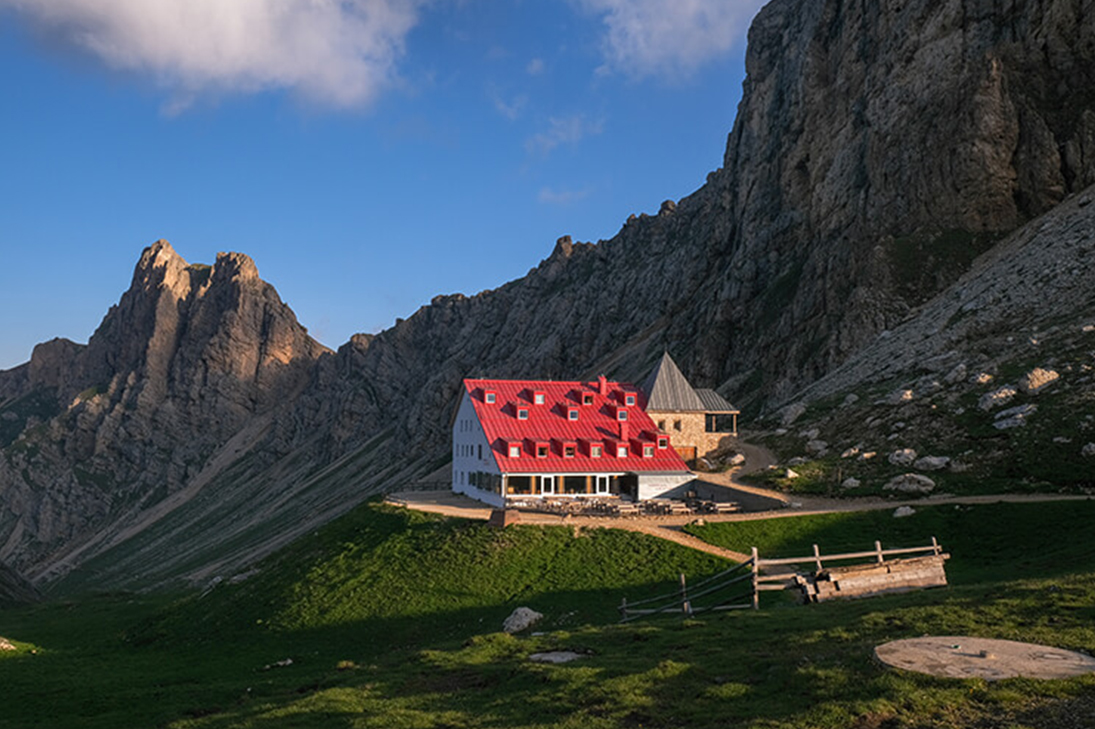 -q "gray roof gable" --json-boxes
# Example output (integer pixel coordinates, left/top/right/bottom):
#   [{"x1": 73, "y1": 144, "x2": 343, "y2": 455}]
[
  {"x1": 695, "y1": 388, "x2": 738, "y2": 413},
  {"x1": 640, "y1": 352, "x2": 706, "y2": 411}
]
